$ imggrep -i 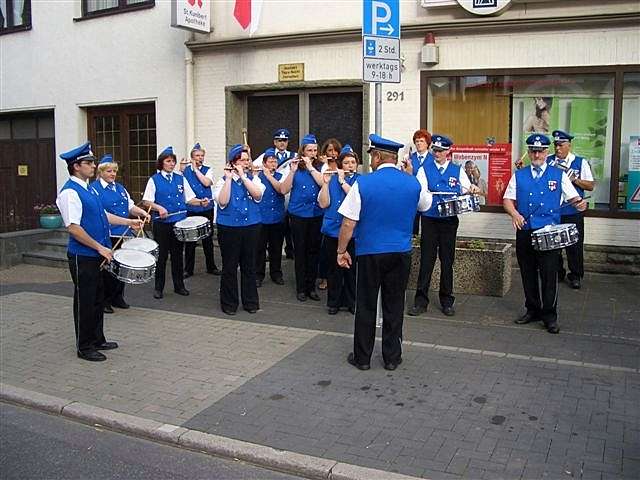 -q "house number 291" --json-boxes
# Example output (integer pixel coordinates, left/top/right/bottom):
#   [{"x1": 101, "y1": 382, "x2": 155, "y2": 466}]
[{"x1": 386, "y1": 91, "x2": 404, "y2": 101}]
